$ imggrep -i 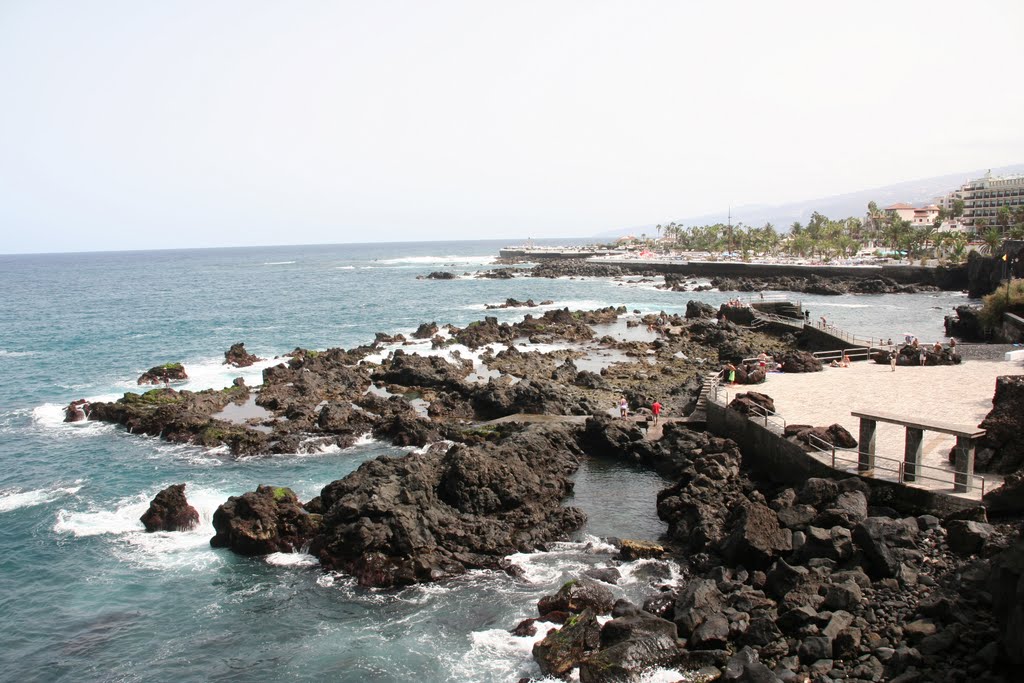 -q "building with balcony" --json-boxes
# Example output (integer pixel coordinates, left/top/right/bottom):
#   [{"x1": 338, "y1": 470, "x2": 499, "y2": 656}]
[{"x1": 941, "y1": 170, "x2": 1024, "y2": 231}]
